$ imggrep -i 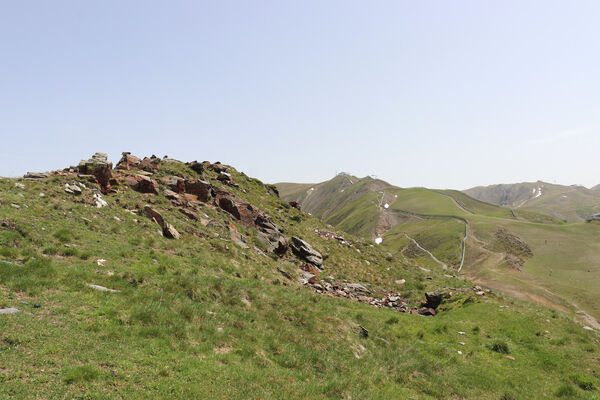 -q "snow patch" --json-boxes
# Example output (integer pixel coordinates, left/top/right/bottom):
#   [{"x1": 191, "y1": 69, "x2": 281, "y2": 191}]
[
  {"x1": 534, "y1": 188, "x2": 542, "y2": 199},
  {"x1": 384, "y1": 203, "x2": 389, "y2": 209},
  {"x1": 375, "y1": 237, "x2": 383, "y2": 245}
]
